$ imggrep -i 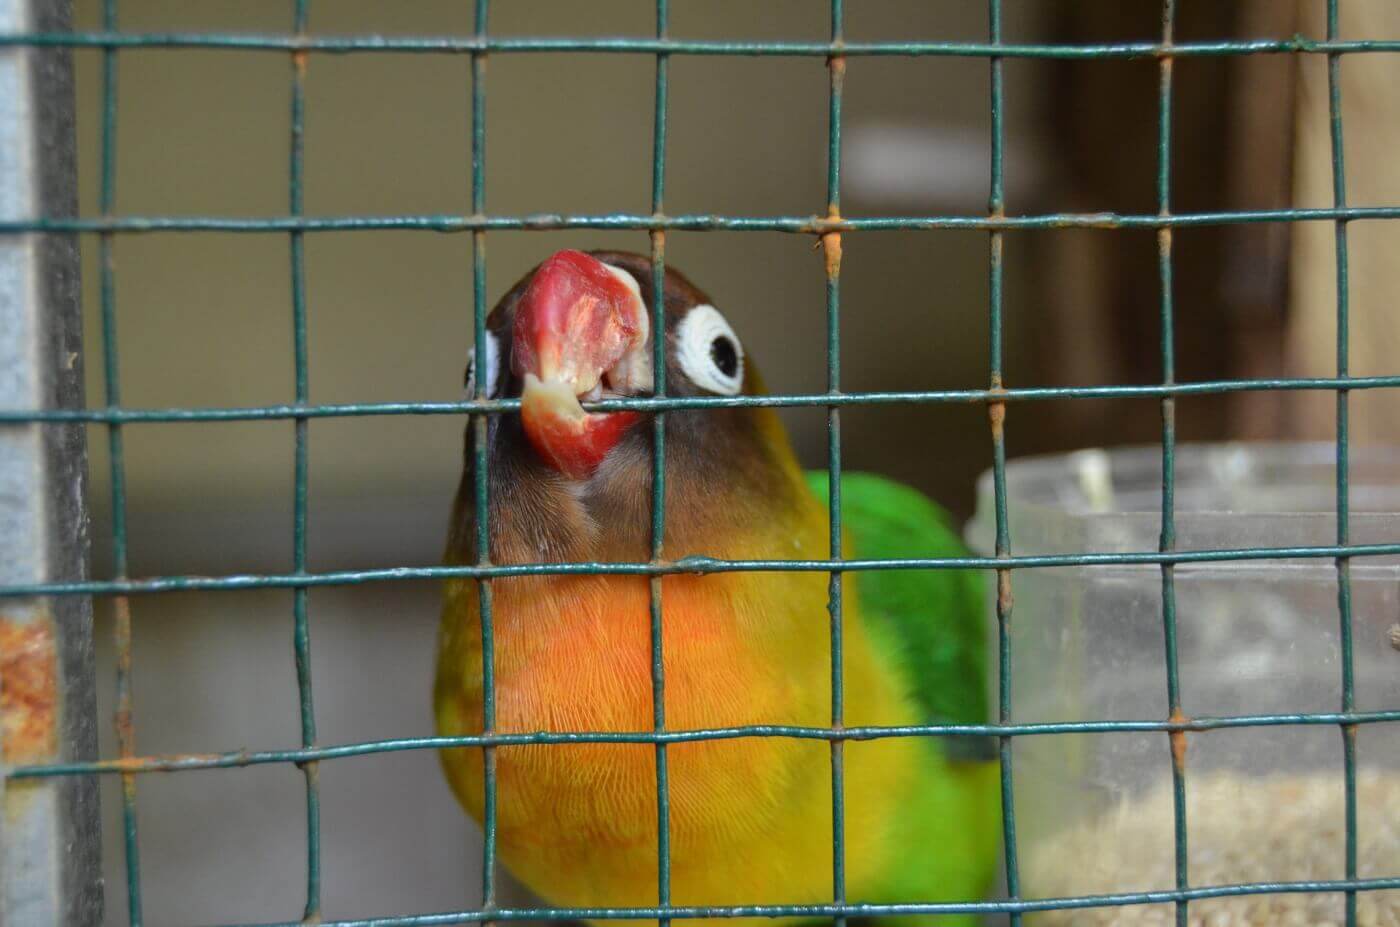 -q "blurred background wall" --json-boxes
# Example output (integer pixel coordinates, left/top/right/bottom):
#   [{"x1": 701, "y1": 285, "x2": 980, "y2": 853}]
[{"x1": 62, "y1": 0, "x2": 1400, "y2": 923}]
